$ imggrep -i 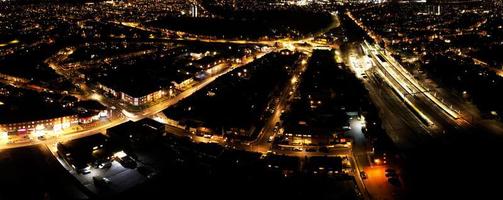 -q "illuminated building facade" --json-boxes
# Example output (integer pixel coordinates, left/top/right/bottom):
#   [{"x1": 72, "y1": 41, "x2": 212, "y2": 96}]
[
  {"x1": 0, "y1": 115, "x2": 78, "y2": 134},
  {"x1": 0, "y1": 73, "x2": 28, "y2": 83},
  {"x1": 98, "y1": 83, "x2": 169, "y2": 106}
]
